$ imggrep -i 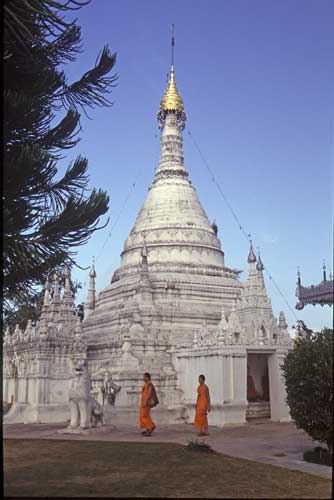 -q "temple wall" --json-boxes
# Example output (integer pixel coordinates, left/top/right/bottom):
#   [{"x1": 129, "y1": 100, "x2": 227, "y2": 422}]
[
  {"x1": 175, "y1": 349, "x2": 247, "y2": 427},
  {"x1": 4, "y1": 372, "x2": 73, "y2": 423},
  {"x1": 3, "y1": 340, "x2": 79, "y2": 424},
  {"x1": 175, "y1": 346, "x2": 291, "y2": 426}
]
